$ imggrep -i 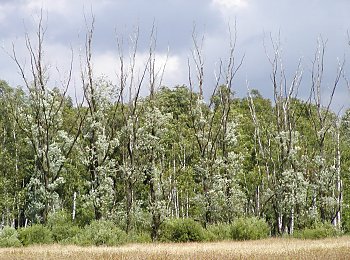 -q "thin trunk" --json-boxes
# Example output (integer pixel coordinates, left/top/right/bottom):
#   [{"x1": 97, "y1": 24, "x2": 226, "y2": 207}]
[
  {"x1": 173, "y1": 156, "x2": 179, "y2": 218},
  {"x1": 176, "y1": 188, "x2": 179, "y2": 218},
  {"x1": 335, "y1": 124, "x2": 341, "y2": 228},
  {"x1": 43, "y1": 173, "x2": 49, "y2": 223},
  {"x1": 278, "y1": 211, "x2": 282, "y2": 234},
  {"x1": 126, "y1": 179, "x2": 133, "y2": 233},
  {"x1": 72, "y1": 191, "x2": 76, "y2": 221},
  {"x1": 149, "y1": 168, "x2": 160, "y2": 241},
  {"x1": 256, "y1": 185, "x2": 260, "y2": 217},
  {"x1": 290, "y1": 207, "x2": 294, "y2": 235},
  {"x1": 186, "y1": 191, "x2": 189, "y2": 218}
]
